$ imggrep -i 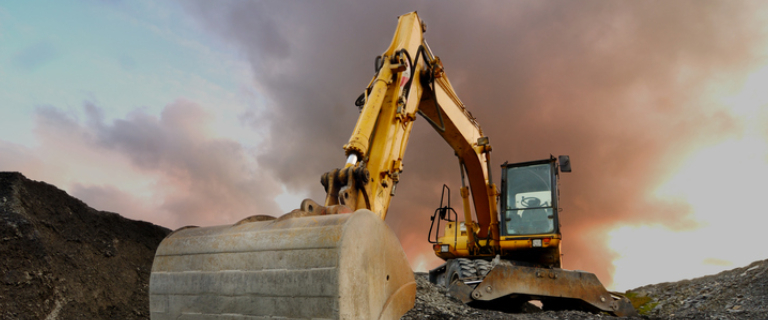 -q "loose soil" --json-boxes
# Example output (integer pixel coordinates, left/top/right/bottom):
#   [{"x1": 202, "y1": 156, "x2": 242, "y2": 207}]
[{"x1": 0, "y1": 172, "x2": 170, "y2": 320}]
